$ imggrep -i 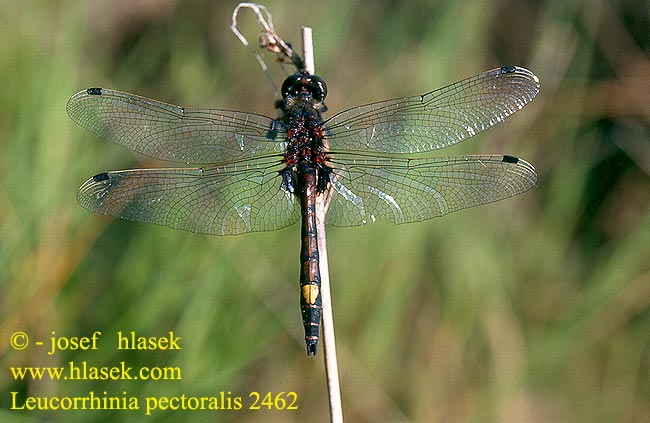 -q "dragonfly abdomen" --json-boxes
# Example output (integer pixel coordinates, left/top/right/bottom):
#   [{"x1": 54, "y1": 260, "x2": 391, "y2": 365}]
[{"x1": 297, "y1": 165, "x2": 322, "y2": 356}]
